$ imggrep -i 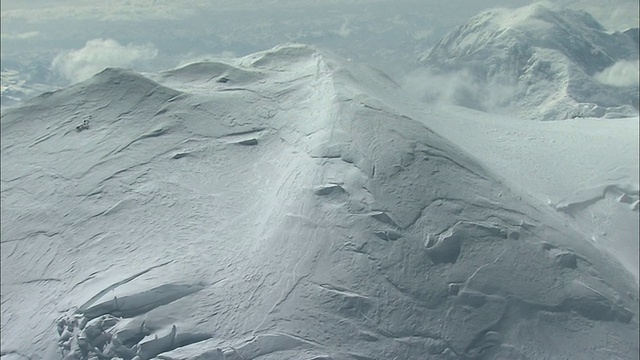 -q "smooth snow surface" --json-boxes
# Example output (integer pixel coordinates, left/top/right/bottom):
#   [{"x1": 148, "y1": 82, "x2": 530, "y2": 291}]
[
  {"x1": 417, "y1": 3, "x2": 639, "y2": 120},
  {"x1": 1, "y1": 44, "x2": 639, "y2": 360}
]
